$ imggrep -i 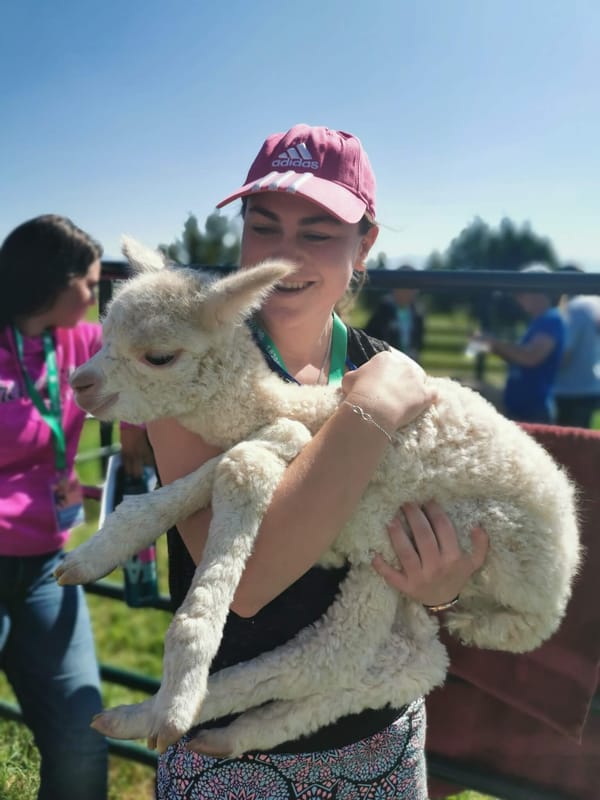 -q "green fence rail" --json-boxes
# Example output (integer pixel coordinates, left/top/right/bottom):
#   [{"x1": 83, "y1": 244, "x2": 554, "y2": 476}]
[{"x1": 101, "y1": 259, "x2": 600, "y2": 293}]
